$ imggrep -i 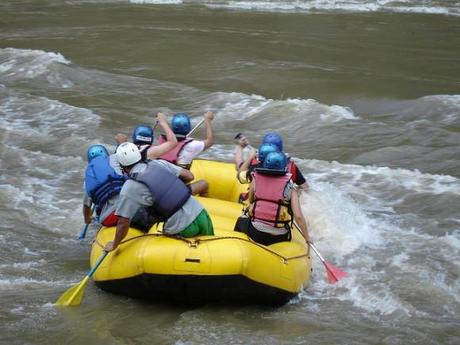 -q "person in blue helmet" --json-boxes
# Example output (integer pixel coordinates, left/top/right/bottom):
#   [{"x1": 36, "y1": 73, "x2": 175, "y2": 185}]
[
  {"x1": 262, "y1": 132, "x2": 309, "y2": 191},
  {"x1": 115, "y1": 112, "x2": 178, "y2": 161},
  {"x1": 234, "y1": 151, "x2": 310, "y2": 246},
  {"x1": 83, "y1": 144, "x2": 126, "y2": 228},
  {"x1": 157, "y1": 111, "x2": 214, "y2": 196},
  {"x1": 131, "y1": 124, "x2": 154, "y2": 161}
]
